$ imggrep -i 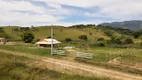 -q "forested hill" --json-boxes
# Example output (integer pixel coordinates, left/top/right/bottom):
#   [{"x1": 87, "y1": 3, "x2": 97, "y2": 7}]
[{"x1": 100, "y1": 20, "x2": 142, "y2": 31}]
